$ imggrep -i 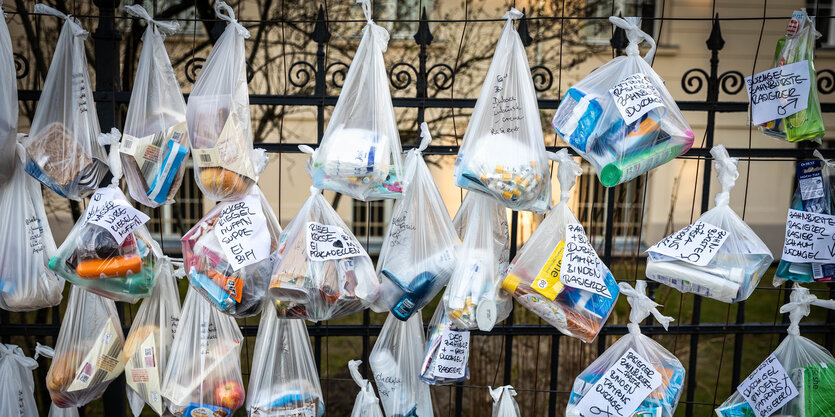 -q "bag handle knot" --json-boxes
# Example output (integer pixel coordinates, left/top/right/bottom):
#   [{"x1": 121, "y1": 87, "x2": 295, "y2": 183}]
[
  {"x1": 548, "y1": 149, "x2": 582, "y2": 203},
  {"x1": 619, "y1": 280, "x2": 673, "y2": 335},
  {"x1": 780, "y1": 284, "x2": 835, "y2": 336},
  {"x1": 123, "y1": 4, "x2": 180, "y2": 35},
  {"x1": 710, "y1": 144, "x2": 739, "y2": 207},
  {"x1": 214, "y1": 1, "x2": 250, "y2": 38},
  {"x1": 34, "y1": 4, "x2": 87, "y2": 39},
  {"x1": 609, "y1": 16, "x2": 657, "y2": 64}
]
